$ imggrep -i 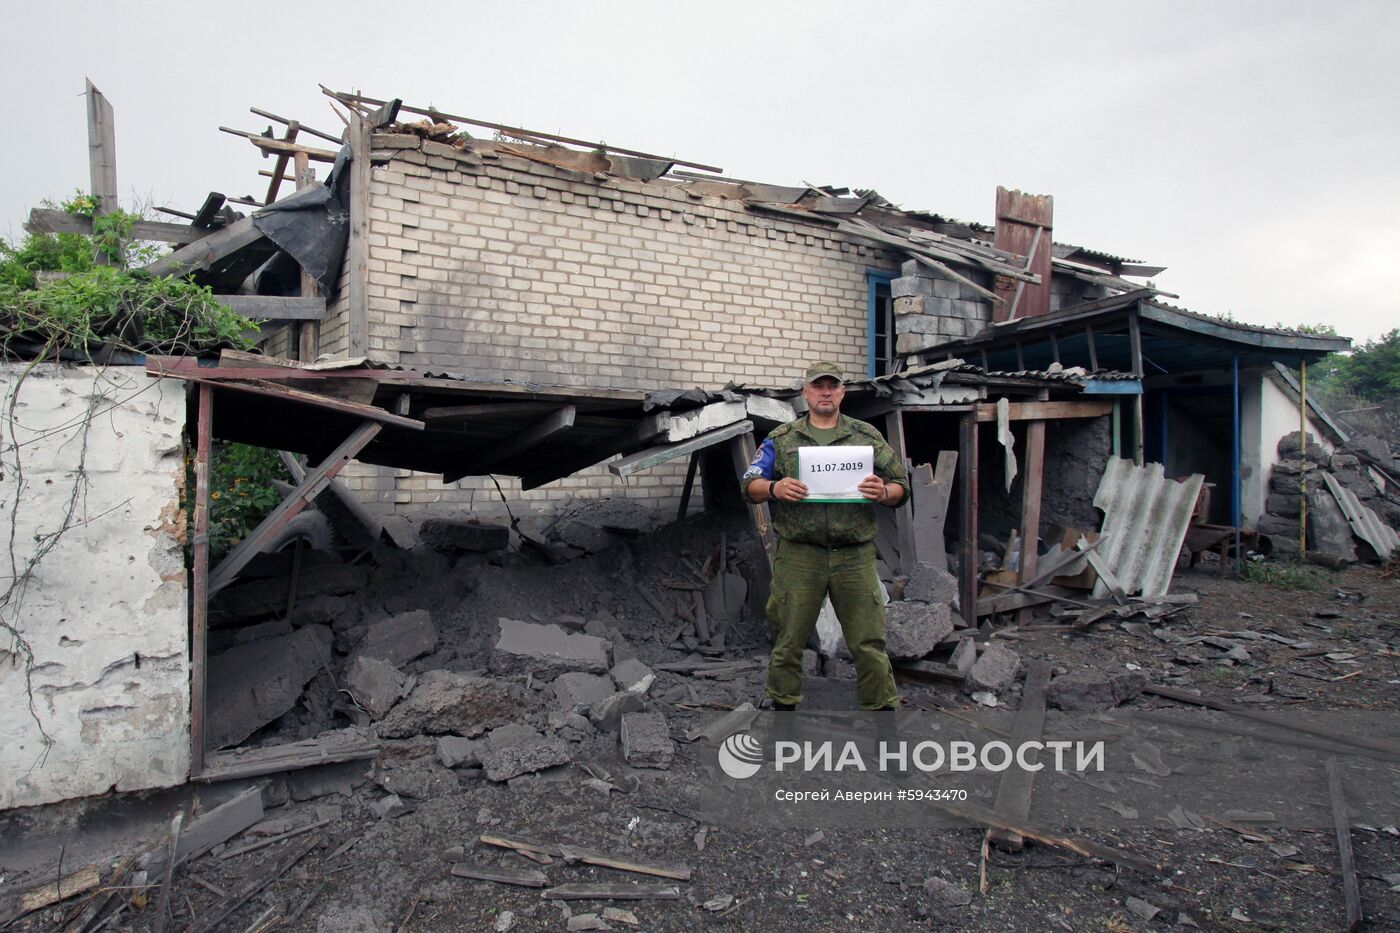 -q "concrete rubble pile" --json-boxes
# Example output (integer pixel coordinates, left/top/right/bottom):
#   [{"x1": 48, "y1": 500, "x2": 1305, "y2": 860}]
[{"x1": 1258, "y1": 431, "x2": 1400, "y2": 566}]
